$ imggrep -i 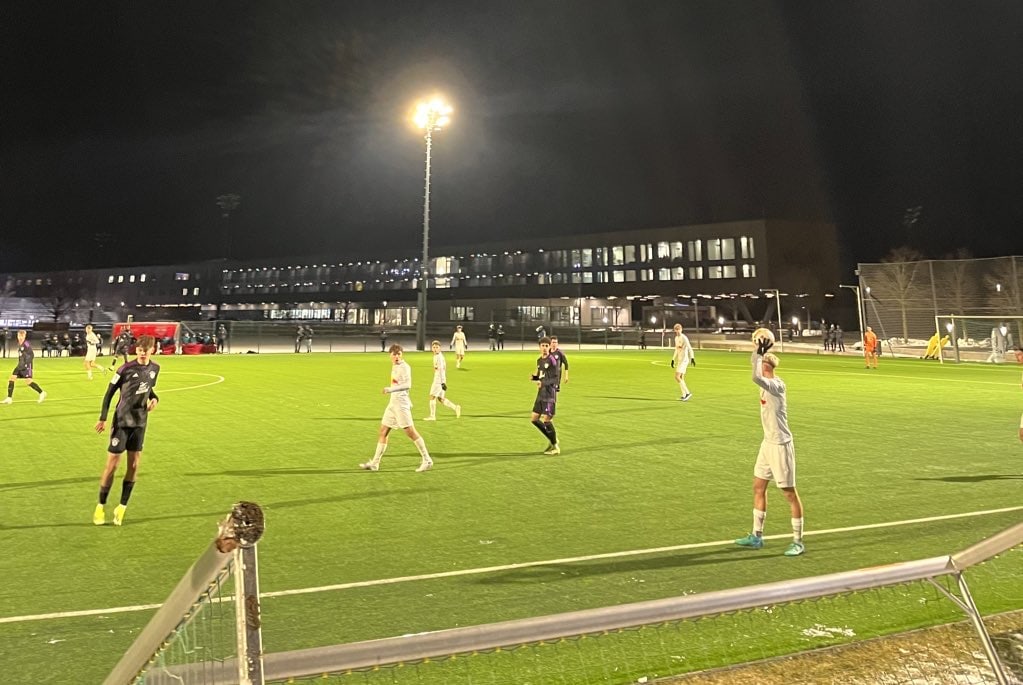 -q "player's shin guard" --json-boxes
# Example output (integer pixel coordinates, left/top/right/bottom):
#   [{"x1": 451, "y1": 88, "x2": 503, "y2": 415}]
[
  {"x1": 99, "y1": 485, "x2": 112, "y2": 505},
  {"x1": 6, "y1": 381, "x2": 13, "y2": 397},
  {"x1": 532, "y1": 419, "x2": 548, "y2": 438},
  {"x1": 413, "y1": 437, "x2": 431, "y2": 461},
  {"x1": 120, "y1": 480, "x2": 136, "y2": 506},
  {"x1": 753, "y1": 509, "x2": 766, "y2": 536},
  {"x1": 441, "y1": 398, "x2": 457, "y2": 410},
  {"x1": 542, "y1": 421, "x2": 557, "y2": 445},
  {"x1": 371, "y1": 442, "x2": 387, "y2": 467},
  {"x1": 791, "y1": 517, "x2": 804, "y2": 542}
]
